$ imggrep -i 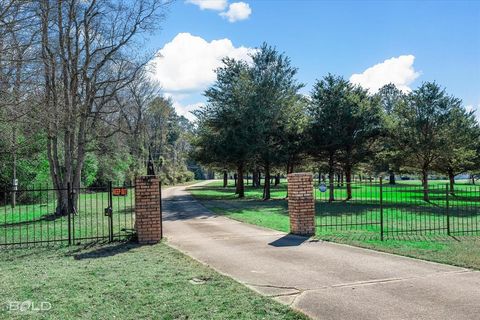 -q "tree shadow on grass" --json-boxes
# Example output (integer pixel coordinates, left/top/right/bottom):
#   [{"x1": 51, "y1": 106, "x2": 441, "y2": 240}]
[
  {"x1": 66, "y1": 239, "x2": 141, "y2": 260},
  {"x1": 0, "y1": 212, "x2": 65, "y2": 228},
  {"x1": 316, "y1": 201, "x2": 480, "y2": 218}
]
